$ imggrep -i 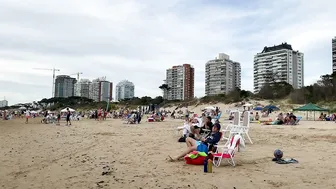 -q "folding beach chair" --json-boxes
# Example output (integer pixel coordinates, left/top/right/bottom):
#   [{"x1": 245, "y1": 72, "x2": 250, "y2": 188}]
[{"x1": 213, "y1": 134, "x2": 242, "y2": 167}]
